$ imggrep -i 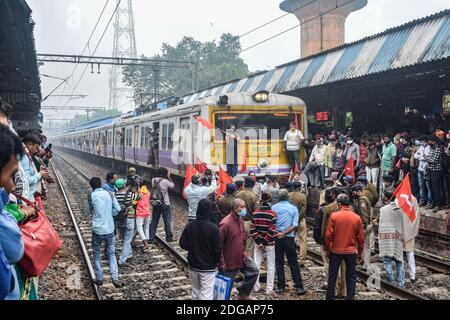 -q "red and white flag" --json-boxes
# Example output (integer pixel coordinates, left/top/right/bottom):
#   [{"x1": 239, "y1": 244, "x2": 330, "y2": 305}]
[
  {"x1": 393, "y1": 173, "x2": 416, "y2": 223},
  {"x1": 240, "y1": 147, "x2": 248, "y2": 174},
  {"x1": 343, "y1": 156, "x2": 355, "y2": 182},
  {"x1": 183, "y1": 165, "x2": 198, "y2": 199},
  {"x1": 194, "y1": 157, "x2": 208, "y2": 174},
  {"x1": 194, "y1": 115, "x2": 214, "y2": 130},
  {"x1": 217, "y1": 166, "x2": 233, "y2": 199}
]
